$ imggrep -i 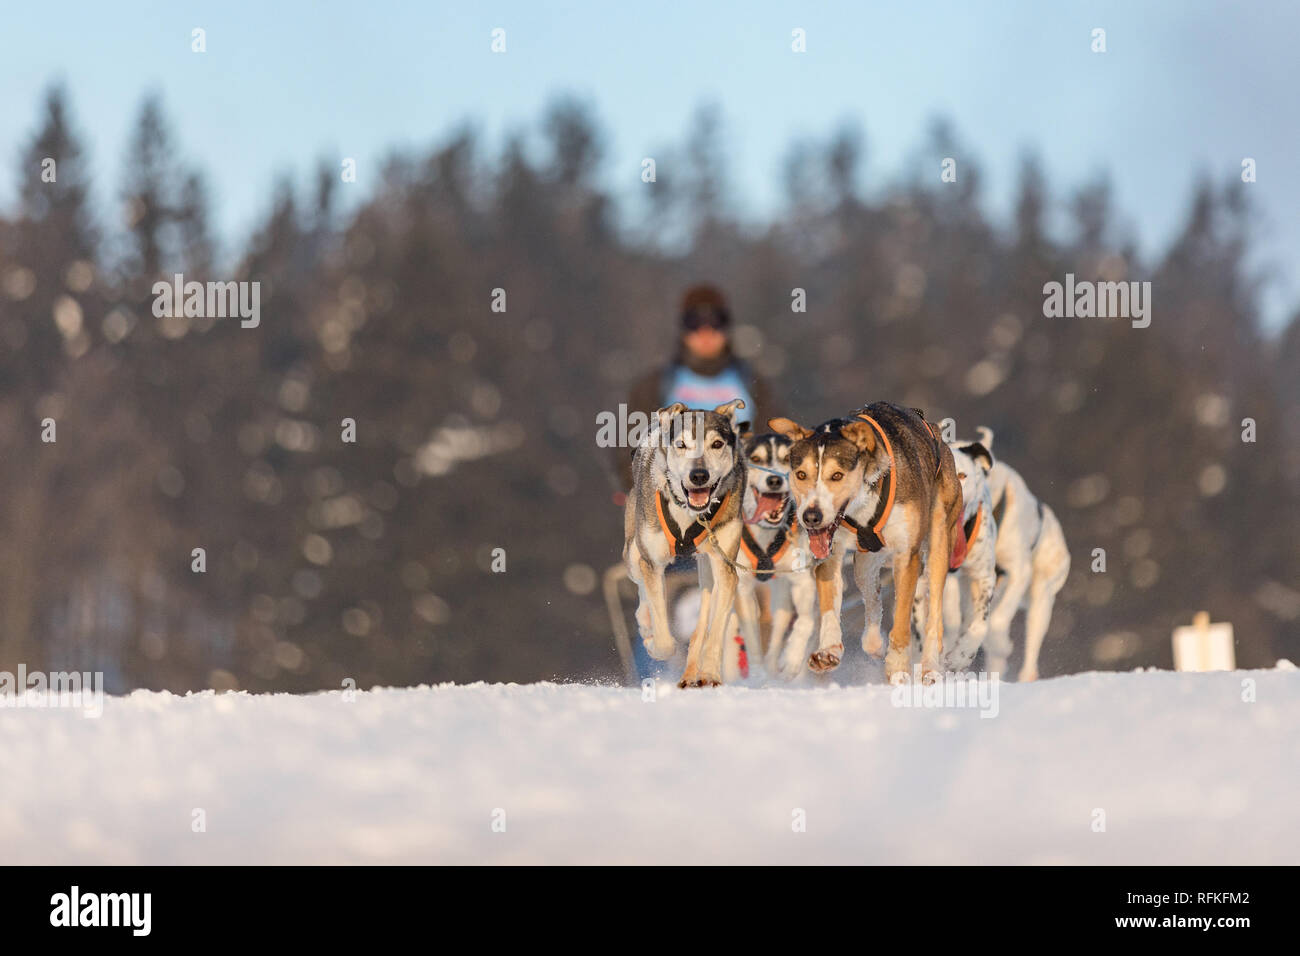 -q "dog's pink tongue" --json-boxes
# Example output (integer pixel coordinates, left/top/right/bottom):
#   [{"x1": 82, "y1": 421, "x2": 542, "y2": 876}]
[
  {"x1": 753, "y1": 492, "x2": 784, "y2": 517},
  {"x1": 688, "y1": 489, "x2": 710, "y2": 508},
  {"x1": 809, "y1": 529, "x2": 833, "y2": 559}
]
